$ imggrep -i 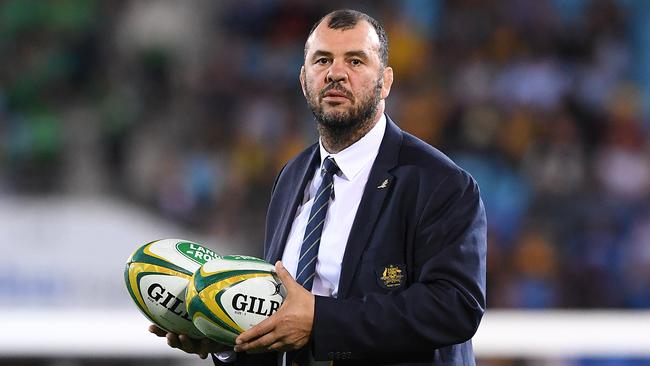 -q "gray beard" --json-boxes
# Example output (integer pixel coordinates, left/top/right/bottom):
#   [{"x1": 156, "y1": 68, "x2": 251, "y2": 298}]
[{"x1": 305, "y1": 80, "x2": 382, "y2": 150}]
